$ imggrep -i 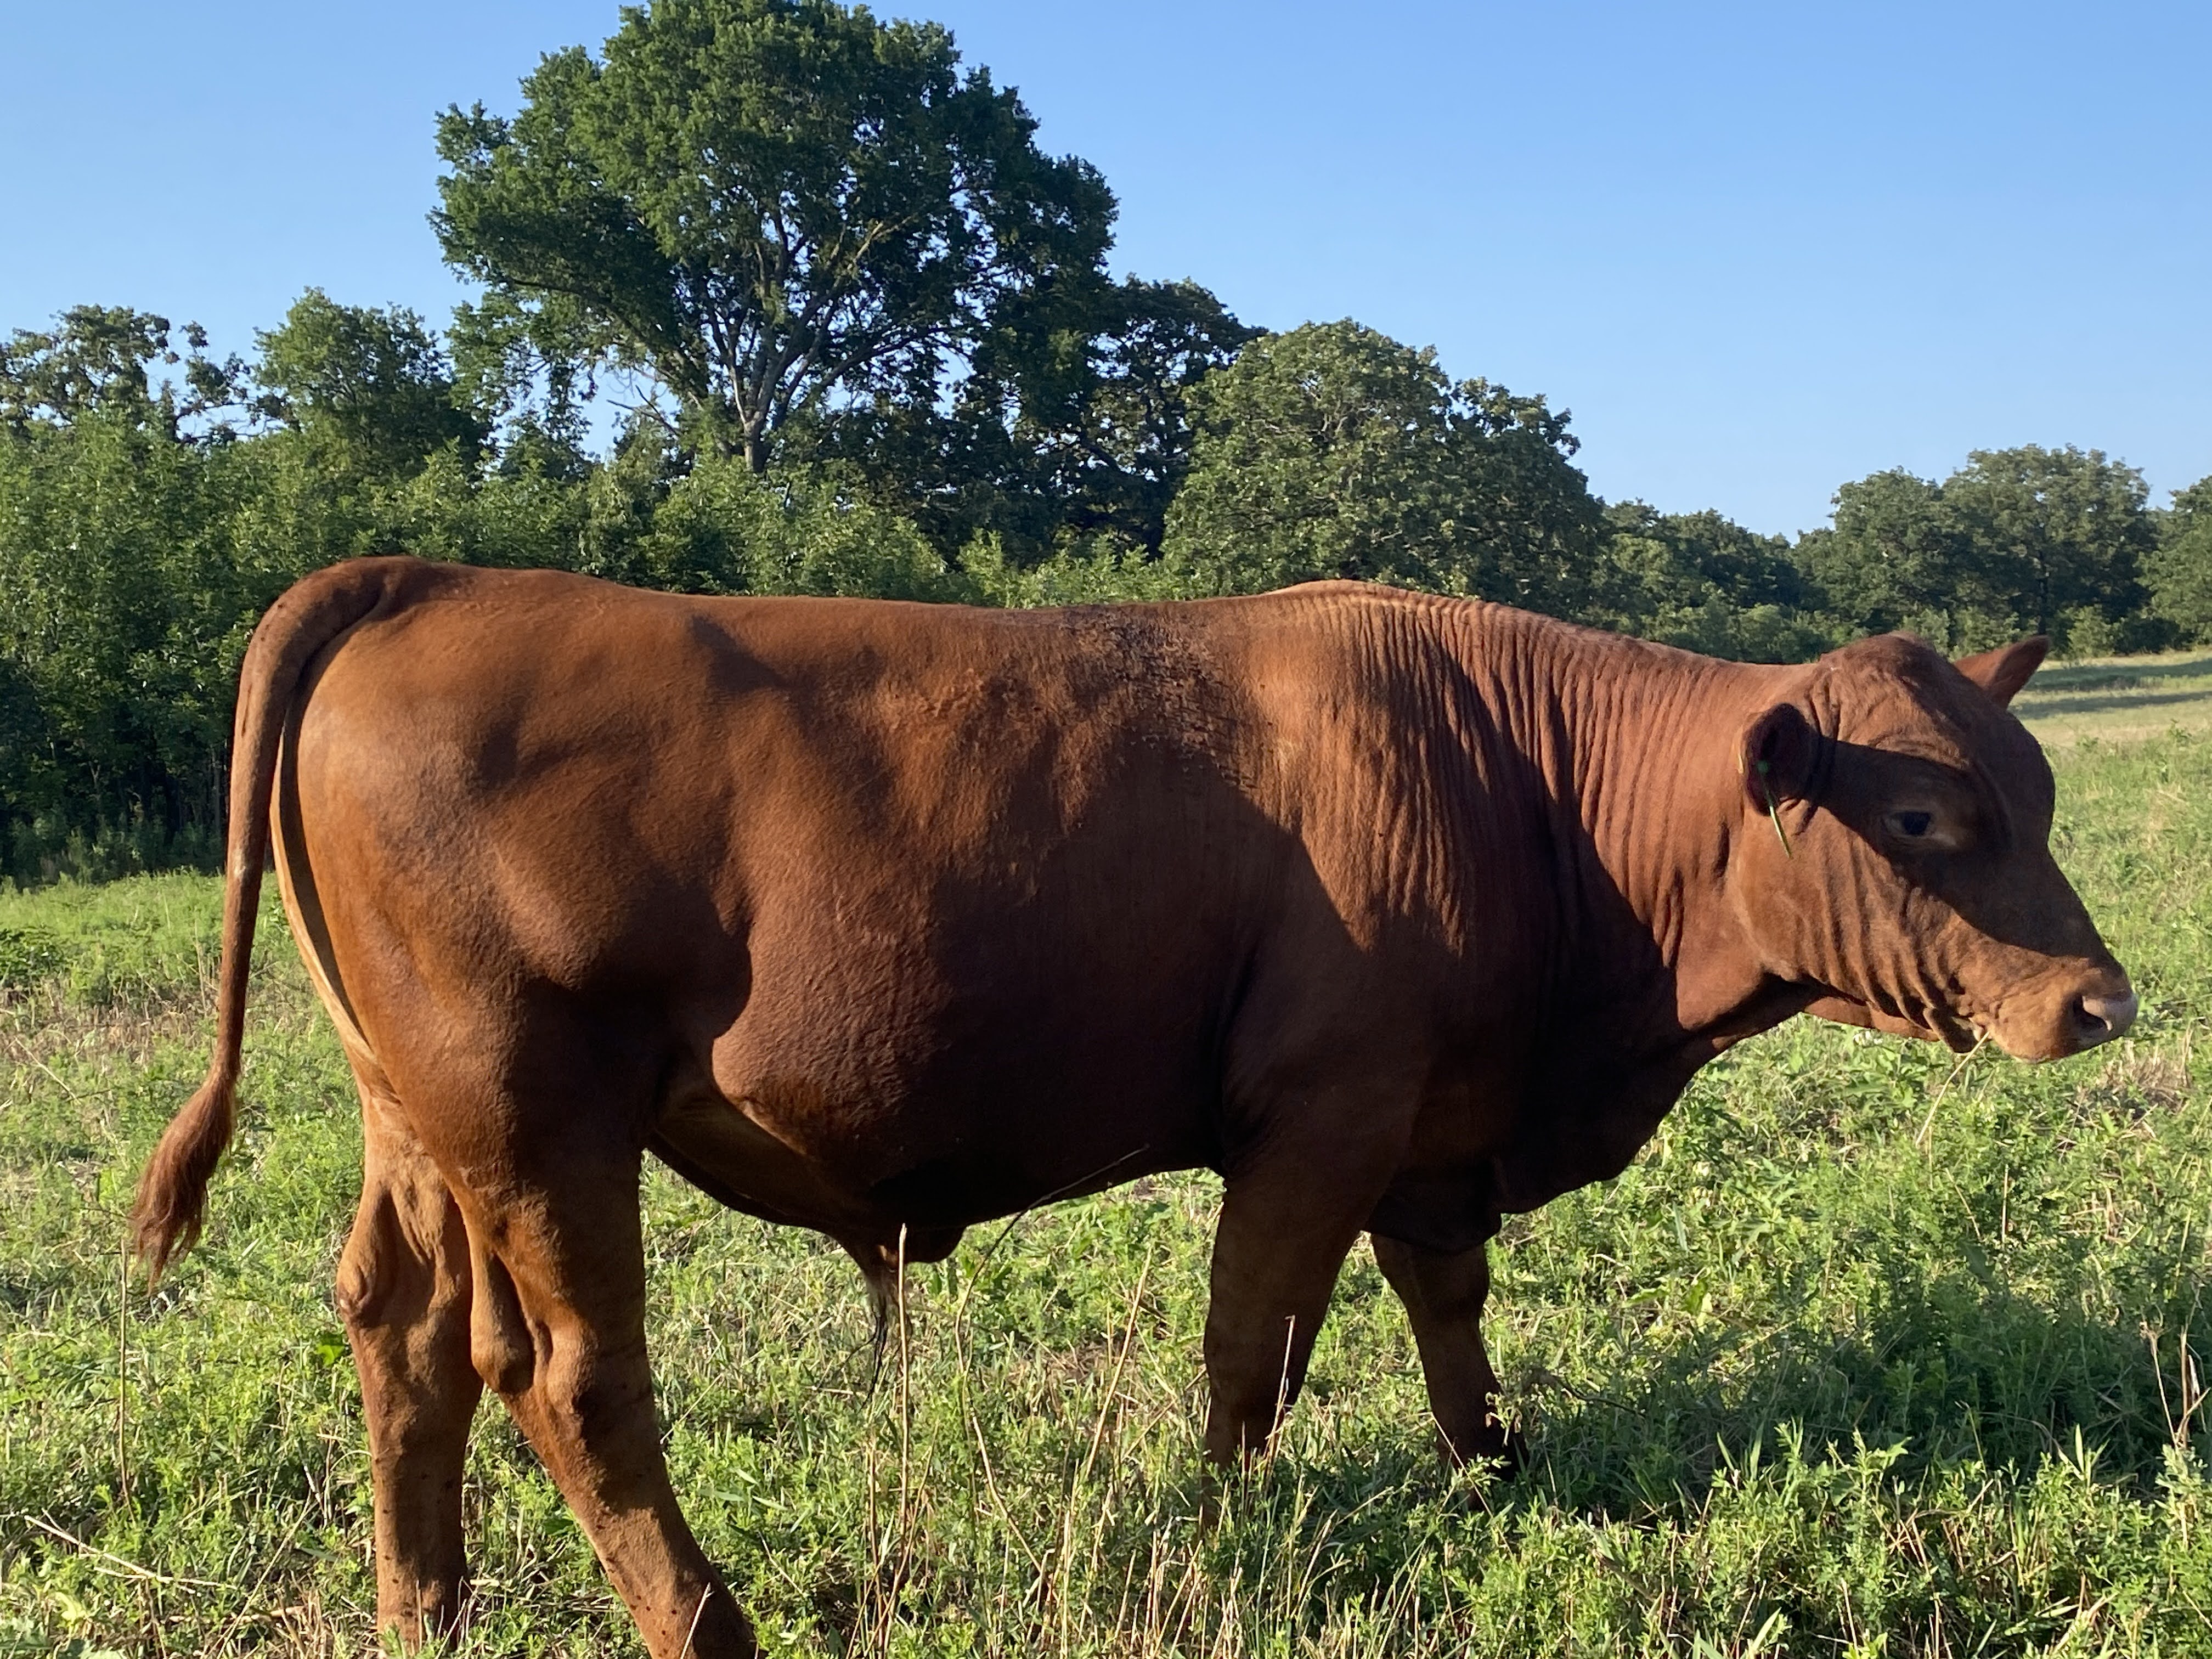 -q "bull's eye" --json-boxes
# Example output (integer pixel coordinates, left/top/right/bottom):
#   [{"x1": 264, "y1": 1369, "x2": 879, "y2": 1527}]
[{"x1": 1889, "y1": 810, "x2": 1934, "y2": 839}]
